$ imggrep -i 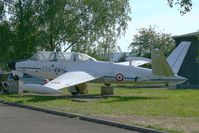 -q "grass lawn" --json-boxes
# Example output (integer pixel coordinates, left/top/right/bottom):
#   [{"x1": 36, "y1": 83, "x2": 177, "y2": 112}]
[{"x1": 0, "y1": 83, "x2": 199, "y2": 133}]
